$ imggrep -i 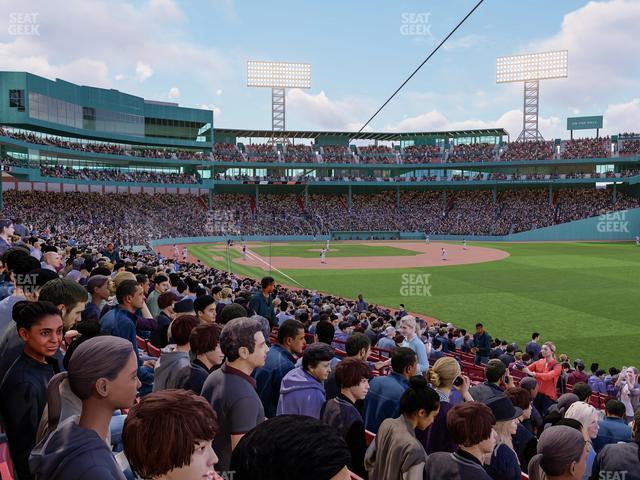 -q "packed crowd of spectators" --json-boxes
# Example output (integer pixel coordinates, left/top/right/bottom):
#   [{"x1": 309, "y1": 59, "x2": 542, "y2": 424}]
[
  {"x1": 39, "y1": 166, "x2": 200, "y2": 184},
  {"x1": 283, "y1": 144, "x2": 317, "y2": 163},
  {"x1": 213, "y1": 143, "x2": 245, "y2": 162},
  {"x1": 620, "y1": 139, "x2": 640, "y2": 156},
  {"x1": 0, "y1": 211, "x2": 637, "y2": 479},
  {"x1": 500, "y1": 141, "x2": 556, "y2": 161},
  {"x1": 400, "y1": 145, "x2": 442, "y2": 164},
  {"x1": 357, "y1": 145, "x2": 397, "y2": 165},
  {"x1": 448, "y1": 143, "x2": 497, "y2": 163},
  {"x1": 1, "y1": 187, "x2": 637, "y2": 243},
  {"x1": 244, "y1": 144, "x2": 279, "y2": 162},
  {"x1": 0, "y1": 126, "x2": 211, "y2": 161},
  {"x1": 561, "y1": 137, "x2": 611, "y2": 159},
  {"x1": 321, "y1": 145, "x2": 354, "y2": 163}
]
